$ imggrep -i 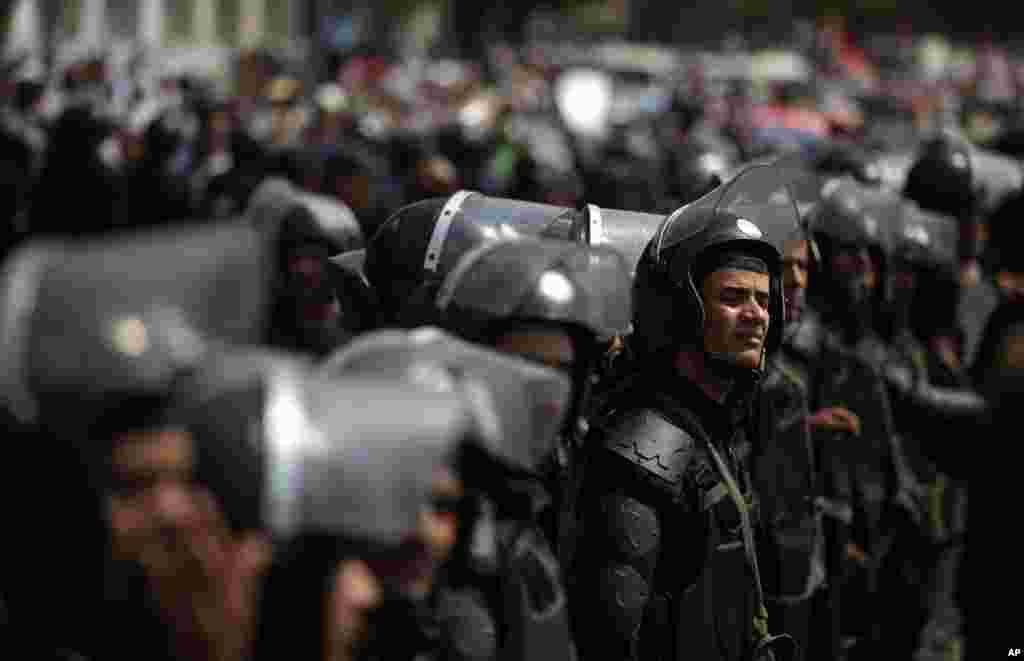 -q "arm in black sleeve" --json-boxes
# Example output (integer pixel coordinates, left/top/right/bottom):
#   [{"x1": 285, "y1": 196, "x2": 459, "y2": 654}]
[{"x1": 570, "y1": 450, "x2": 665, "y2": 661}]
